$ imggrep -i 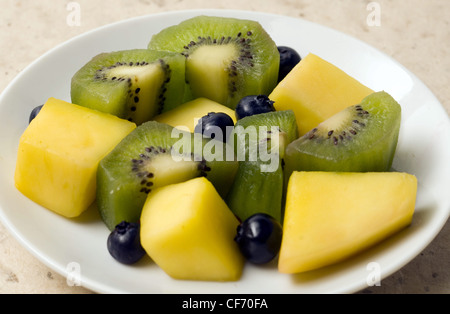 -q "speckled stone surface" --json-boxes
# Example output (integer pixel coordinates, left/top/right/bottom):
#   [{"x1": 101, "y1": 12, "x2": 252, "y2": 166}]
[{"x1": 0, "y1": 0, "x2": 448, "y2": 294}]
